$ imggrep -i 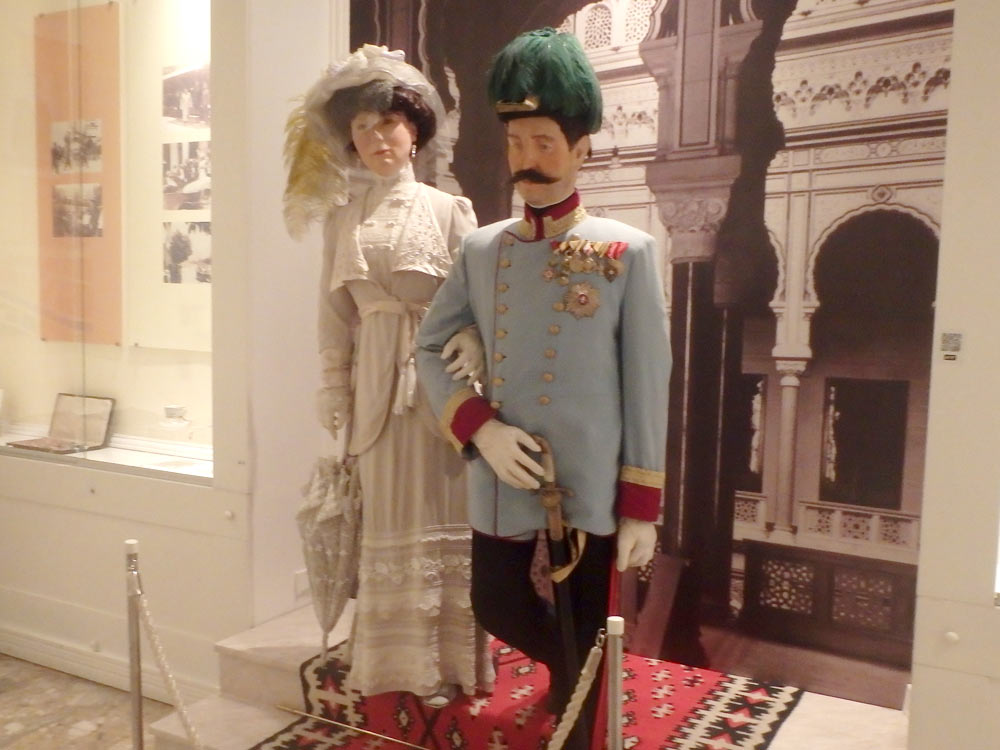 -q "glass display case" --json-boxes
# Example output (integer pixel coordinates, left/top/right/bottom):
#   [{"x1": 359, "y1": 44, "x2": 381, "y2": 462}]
[{"x1": 0, "y1": 0, "x2": 213, "y2": 478}]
